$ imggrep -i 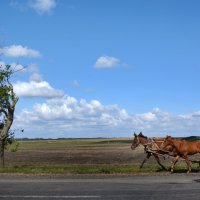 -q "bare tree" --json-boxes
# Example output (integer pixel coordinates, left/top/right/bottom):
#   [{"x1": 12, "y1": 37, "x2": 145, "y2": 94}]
[{"x1": 0, "y1": 65, "x2": 18, "y2": 167}]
